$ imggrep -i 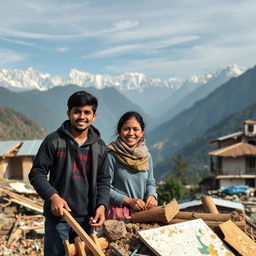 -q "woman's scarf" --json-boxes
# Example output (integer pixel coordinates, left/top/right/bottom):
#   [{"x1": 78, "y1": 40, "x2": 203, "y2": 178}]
[{"x1": 107, "y1": 136, "x2": 149, "y2": 172}]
